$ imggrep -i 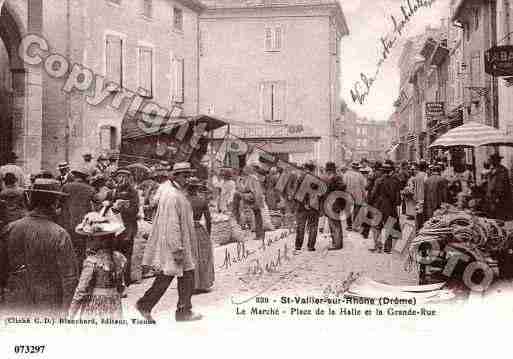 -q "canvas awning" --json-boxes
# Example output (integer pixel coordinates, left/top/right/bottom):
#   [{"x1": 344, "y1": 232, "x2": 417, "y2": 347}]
[{"x1": 429, "y1": 121, "x2": 513, "y2": 148}]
